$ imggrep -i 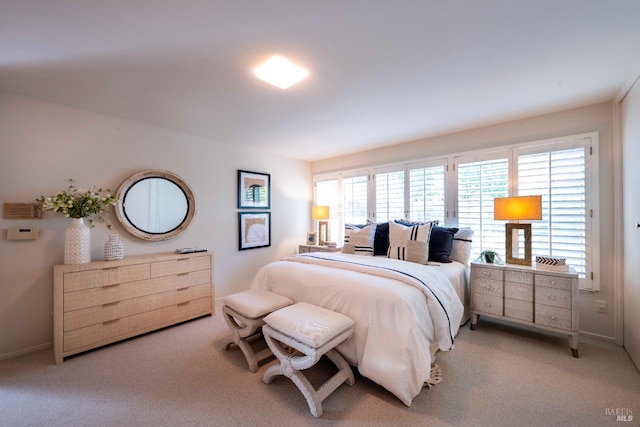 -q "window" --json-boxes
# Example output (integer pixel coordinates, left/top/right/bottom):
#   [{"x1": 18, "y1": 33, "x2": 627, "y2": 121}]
[
  {"x1": 341, "y1": 174, "x2": 368, "y2": 225},
  {"x1": 455, "y1": 153, "x2": 509, "y2": 260},
  {"x1": 515, "y1": 141, "x2": 592, "y2": 287},
  {"x1": 312, "y1": 133, "x2": 598, "y2": 291},
  {"x1": 374, "y1": 169, "x2": 405, "y2": 223},
  {"x1": 408, "y1": 160, "x2": 447, "y2": 224}
]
